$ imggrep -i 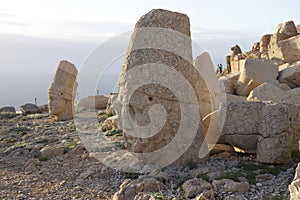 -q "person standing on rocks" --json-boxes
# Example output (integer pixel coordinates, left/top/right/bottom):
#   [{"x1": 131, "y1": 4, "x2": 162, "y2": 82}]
[
  {"x1": 219, "y1": 63, "x2": 223, "y2": 74},
  {"x1": 217, "y1": 63, "x2": 223, "y2": 74}
]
